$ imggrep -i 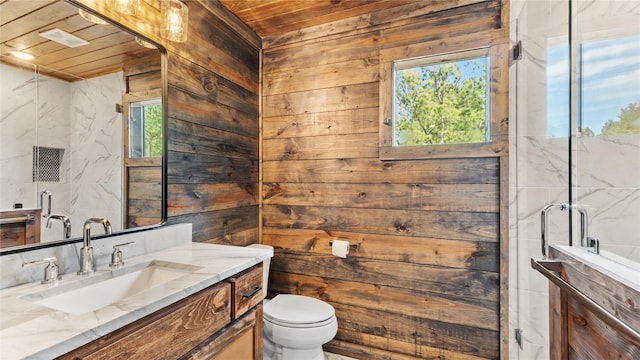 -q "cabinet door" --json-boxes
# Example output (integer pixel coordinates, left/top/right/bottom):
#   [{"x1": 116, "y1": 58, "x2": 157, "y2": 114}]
[{"x1": 184, "y1": 305, "x2": 263, "y2": 360}]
